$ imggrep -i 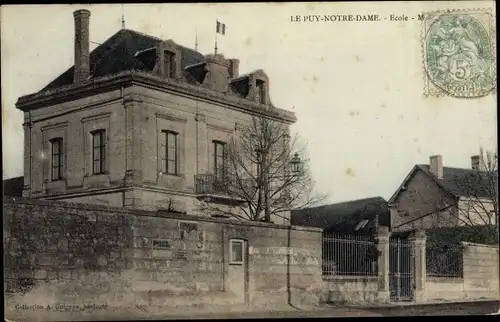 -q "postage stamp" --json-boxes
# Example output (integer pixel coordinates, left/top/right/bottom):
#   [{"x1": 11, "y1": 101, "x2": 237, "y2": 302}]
[{"x1": 421, "y1": 9, "x2": 496, "y2": 98}]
